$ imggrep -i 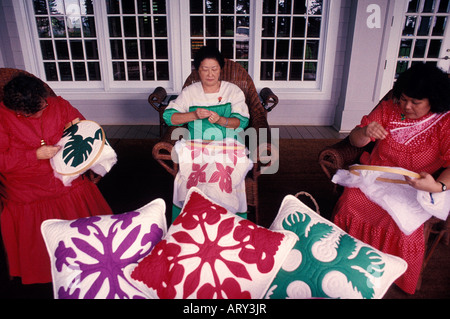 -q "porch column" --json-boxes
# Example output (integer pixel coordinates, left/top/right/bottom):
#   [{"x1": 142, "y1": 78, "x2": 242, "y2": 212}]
[{"x1": 334, "y1": 0, "x2": 395, "y2": 132}]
